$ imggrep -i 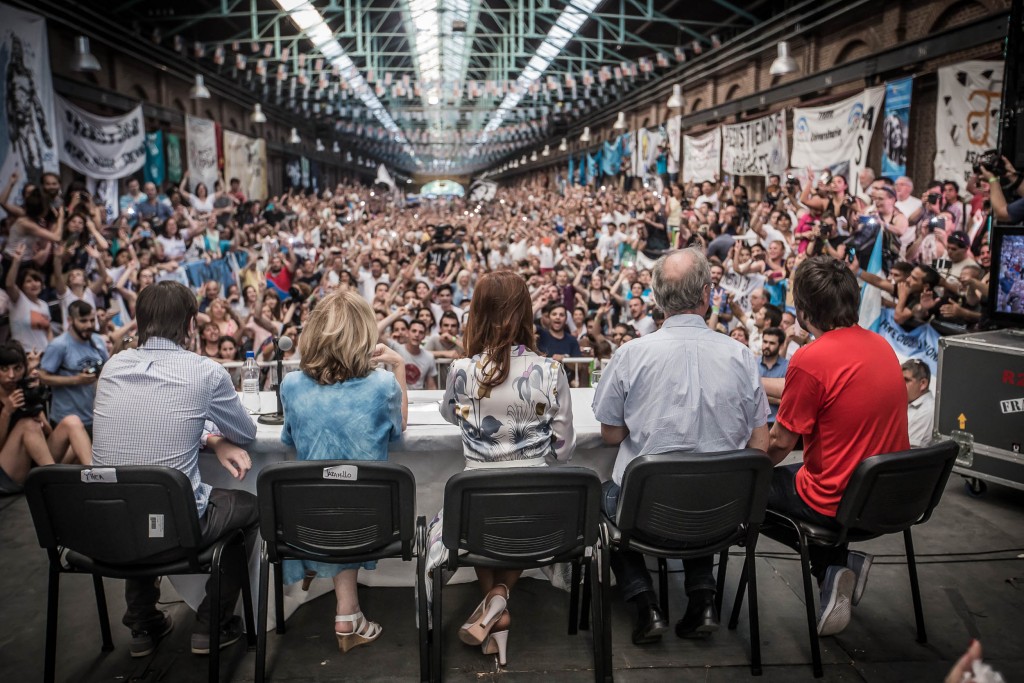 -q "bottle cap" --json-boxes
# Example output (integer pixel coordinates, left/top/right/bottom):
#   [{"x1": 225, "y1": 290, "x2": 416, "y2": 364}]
[{"x1": 246, "y1": 351, "x2": 255, "y2": 359}]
